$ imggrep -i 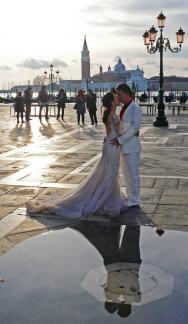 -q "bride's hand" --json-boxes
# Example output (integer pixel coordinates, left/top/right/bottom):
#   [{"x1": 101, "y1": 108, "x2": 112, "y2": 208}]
[{"x1": 110, "y1": 138, "x2": 120, "y2": 147}]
